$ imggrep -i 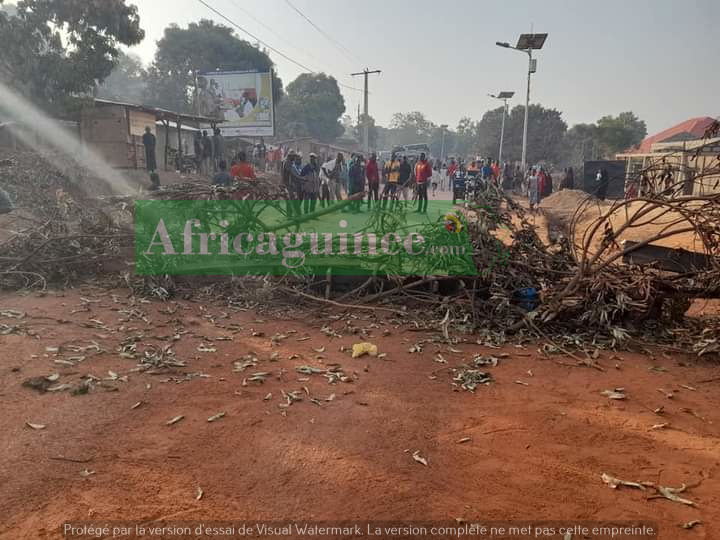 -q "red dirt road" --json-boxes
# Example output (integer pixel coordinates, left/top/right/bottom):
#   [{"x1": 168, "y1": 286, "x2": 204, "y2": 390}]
[{"x1": 1, "y1": 289, "x2": 719, "y2": 539}]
